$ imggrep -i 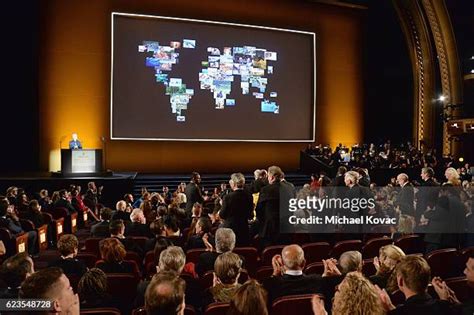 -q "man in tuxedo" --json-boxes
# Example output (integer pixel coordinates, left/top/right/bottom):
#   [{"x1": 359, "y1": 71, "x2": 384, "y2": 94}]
[
  {"x1": 395, "y1": 173, "x2": 415, "y2": 217},
  {"x1": 184, "y1": 172, "x2": 204, "y2": 215},
  {"x1": 219, "y1": 173, "x2": 254, "y2": 246},
  {"x1": 262, "y1": 244, "x2": 323, "y2": 303},
  {"x1": 68, "y1": 133, "x2": 82, "y2": 149}
]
